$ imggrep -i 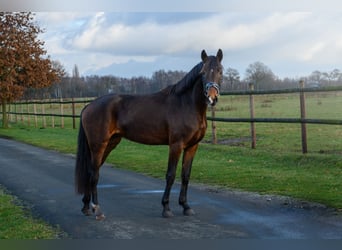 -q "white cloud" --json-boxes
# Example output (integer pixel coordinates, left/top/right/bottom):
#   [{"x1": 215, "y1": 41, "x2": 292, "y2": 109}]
[
  {"x1": 216, "y1": 12, "x2": 311, "y2": 50},
  {"x1": 300, "y1": 42, "x2": 326, "y2": 62},
  {"x1": 35, "y1": 11, "x2": 342, "y2": 78},
  {"x1": 68, "y1": 12, "x2": 311, "y2": 56}
]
